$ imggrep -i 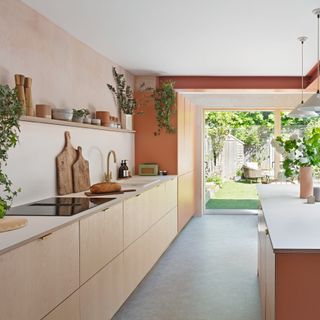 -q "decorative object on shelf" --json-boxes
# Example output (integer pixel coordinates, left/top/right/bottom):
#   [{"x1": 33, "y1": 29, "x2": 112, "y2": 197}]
[
  {"x1": 72, "y1": 146, "x2": 90, "y2": 193},
  {"x1": 289, "y1": 36, "x2": 318, "y2": 118},
  {"x1": 0, "y1": 84, "x2": 23, "y2": 223},
  {"x1": 91, "y1": 118, "x2": 101, "y2": 126},
  {"x1": 52, "y1": 108, "x2": 73, "y2": 121},
  {"x1": 107, "y1": 67, "x2": 137, "y2": 130},
  {"x1": 83, "y1": 116, "x2": 91, "y2": 124},
  {"x1": 35, "y1": 104, "x2": 52, "y2": 118},
  {"x1": 272, "y1": 128, "x2": 320, "y2": 198},
  {"x1": 56, "y1": 131, "x2": 78, "y2": 195},
  {"x1": 298, "y1": 8, "x2": 320, "y2": 112},
  {"x1": 96, "y1": 111, "x2": 110, "y2": 126},
  {"x1": 14, "y1": 74, "x2": 26, "y2": 114},
  {"x1": 72, "y1": 108, "x2": 90, "y2": 123},
  {"x1": 153, "y1": 80, "x2": 176, "y2": 136},
  {"x1": 24, "y1": 77, "x2": 33, "y2": 116}
]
